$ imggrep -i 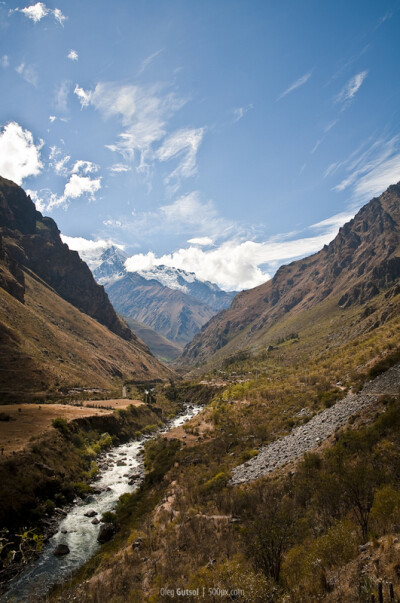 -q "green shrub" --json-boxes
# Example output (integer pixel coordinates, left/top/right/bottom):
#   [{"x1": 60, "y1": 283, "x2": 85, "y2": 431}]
[
  {"x1": 52, "y1": 417, "x2": 69, "y2": 434},
  {"x1": 101, "y1": 511, "x2": 117, "y2": 524}
]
